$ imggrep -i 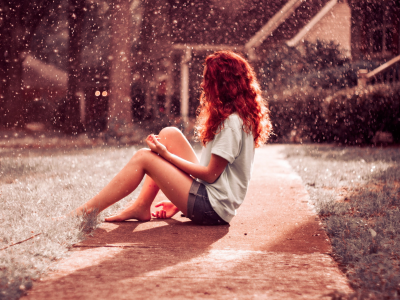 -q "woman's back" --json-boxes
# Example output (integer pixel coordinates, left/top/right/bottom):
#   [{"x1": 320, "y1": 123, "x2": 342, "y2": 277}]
[{"x1": 198, "y1": 113, "x2": 255, "y2": 223}]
